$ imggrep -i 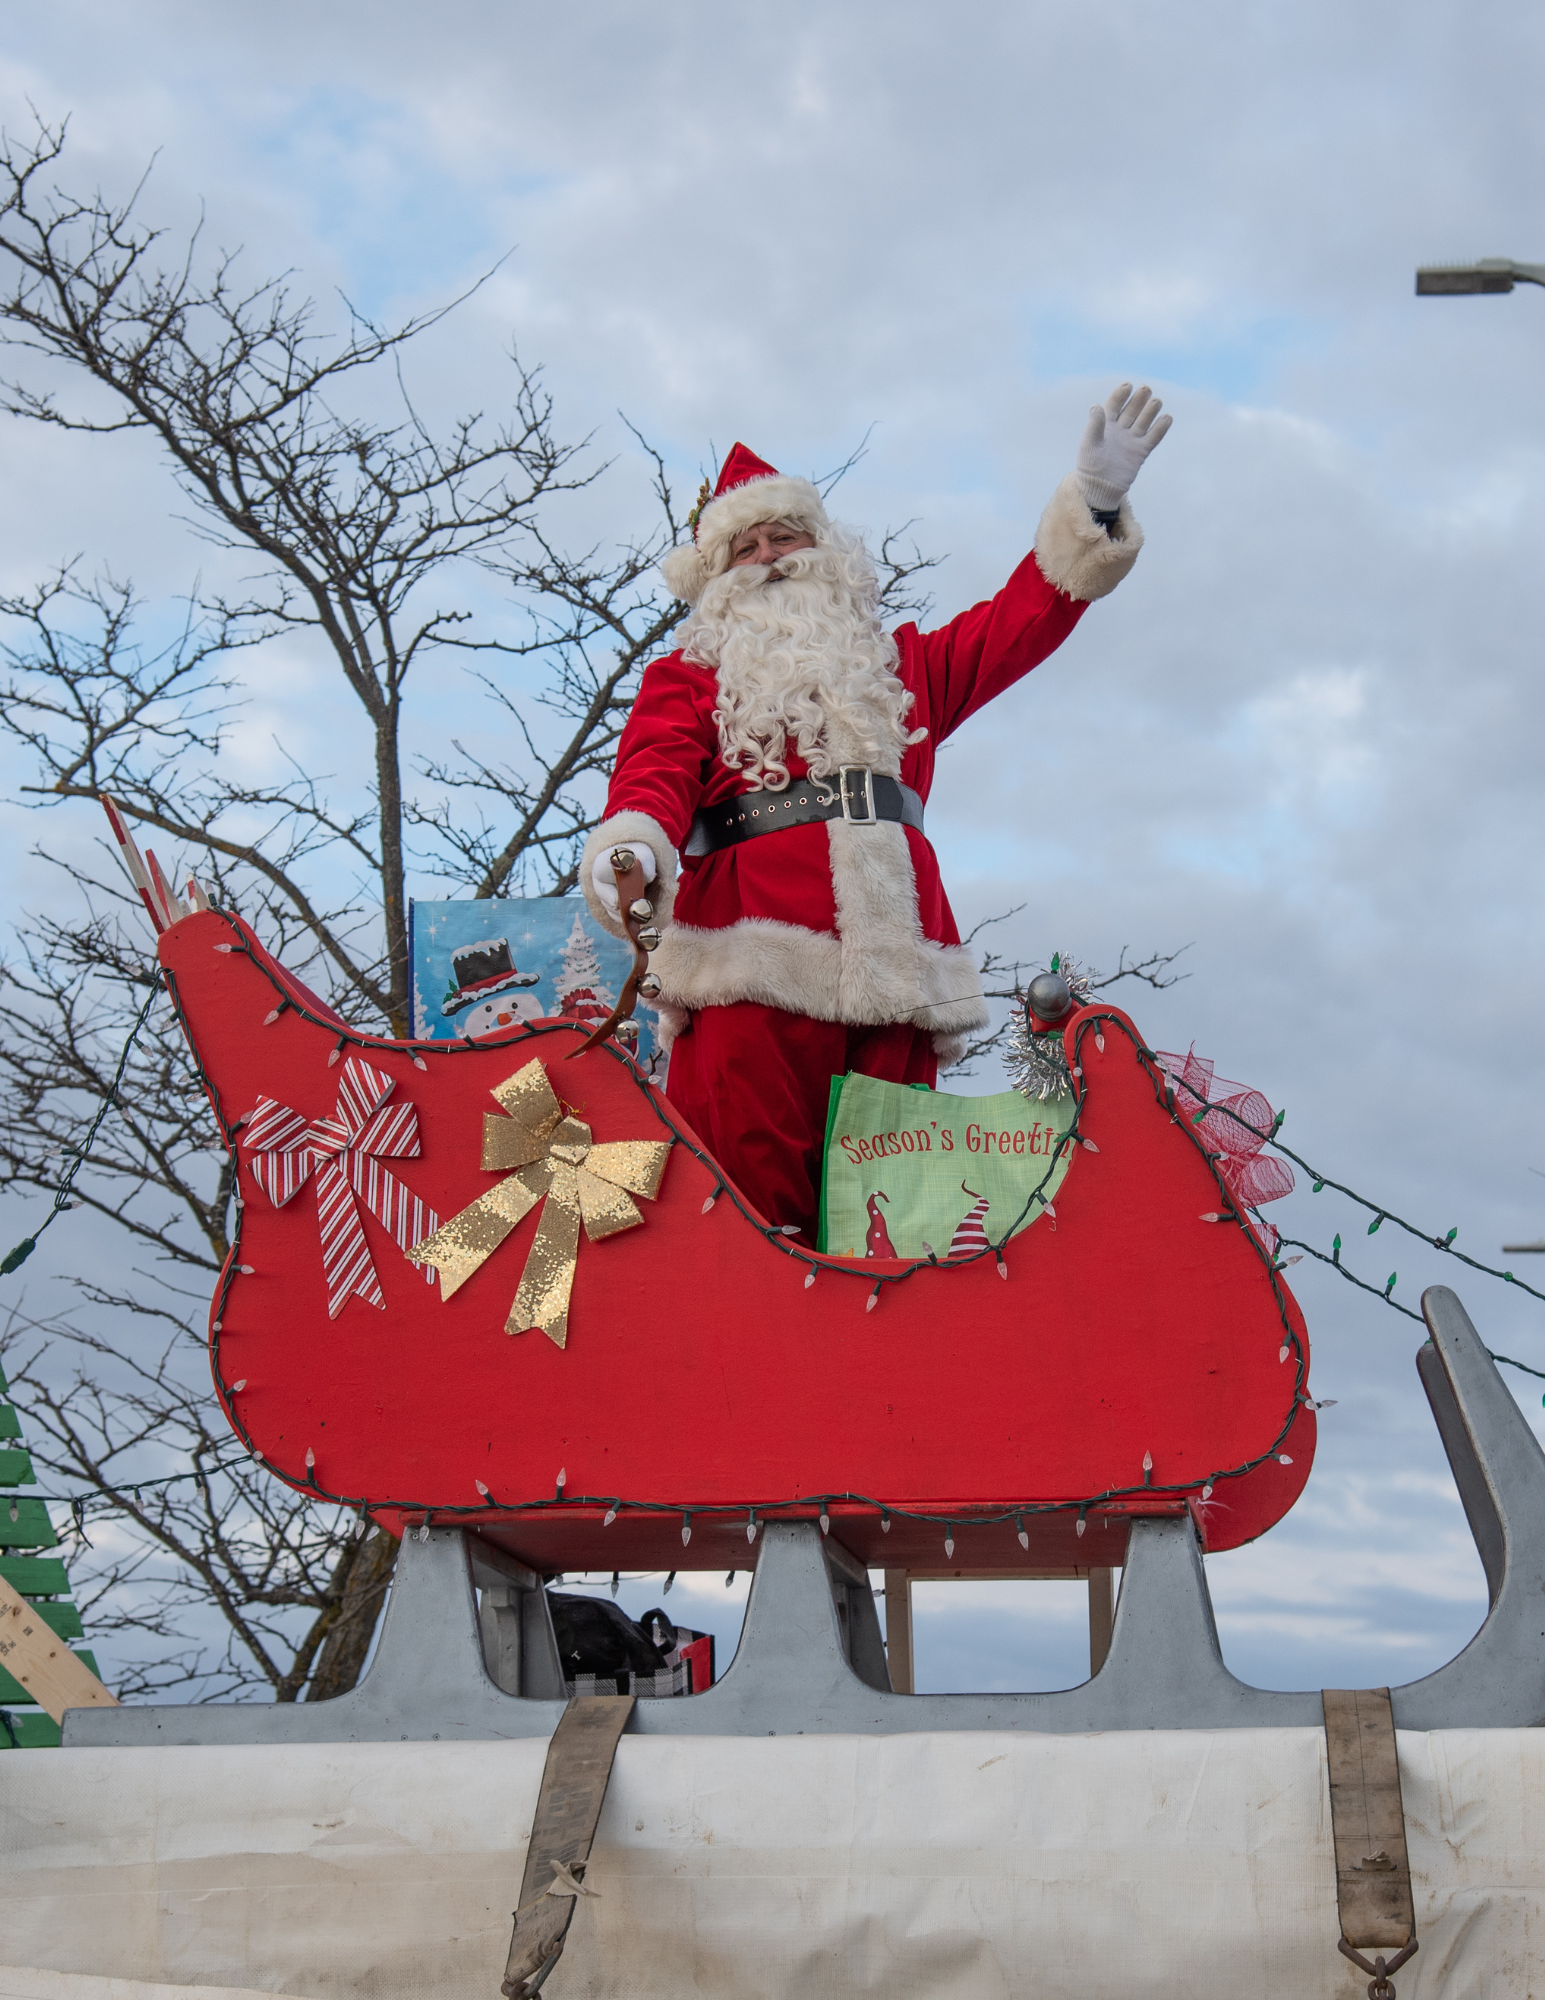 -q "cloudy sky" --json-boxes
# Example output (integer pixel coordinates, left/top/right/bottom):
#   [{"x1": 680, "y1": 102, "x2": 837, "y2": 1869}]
[{"x1": 4, "y1": 1, "x2": 1545, "y2": 1699}]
